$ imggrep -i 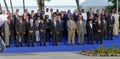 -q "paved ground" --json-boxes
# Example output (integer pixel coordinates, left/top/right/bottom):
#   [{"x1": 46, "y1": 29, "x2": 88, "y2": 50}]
[{"x1": 0, "y1": 52, "x2": 120, "y2": 59}]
